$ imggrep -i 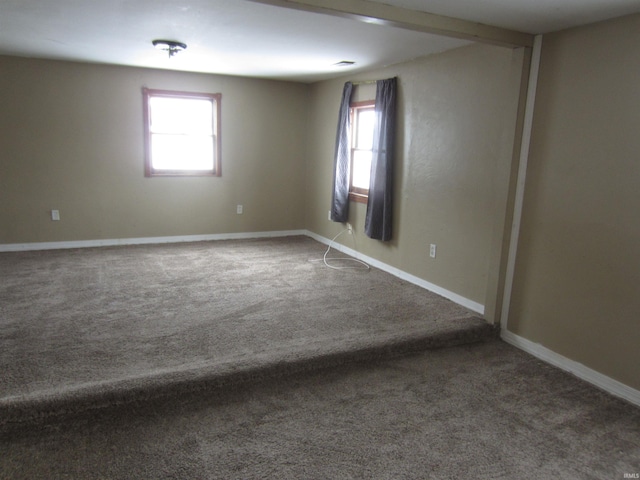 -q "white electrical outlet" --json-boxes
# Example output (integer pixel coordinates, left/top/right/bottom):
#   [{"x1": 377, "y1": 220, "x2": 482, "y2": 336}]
[
  {"x1": 347, "y1": 223, "x2": 353, "y2": 234},
  {"x1": 51, "y1": 210, "x2": 60, "y2": 221},
  {"x1": 430, "y1": 244, "x2": 436, "y2": 258},
  {"x1": 328, "y1": 210, "x2": 332, "y2": 221},
  {"x1": 236, "y1": 205, "x2": 243, "y2": 215}
]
